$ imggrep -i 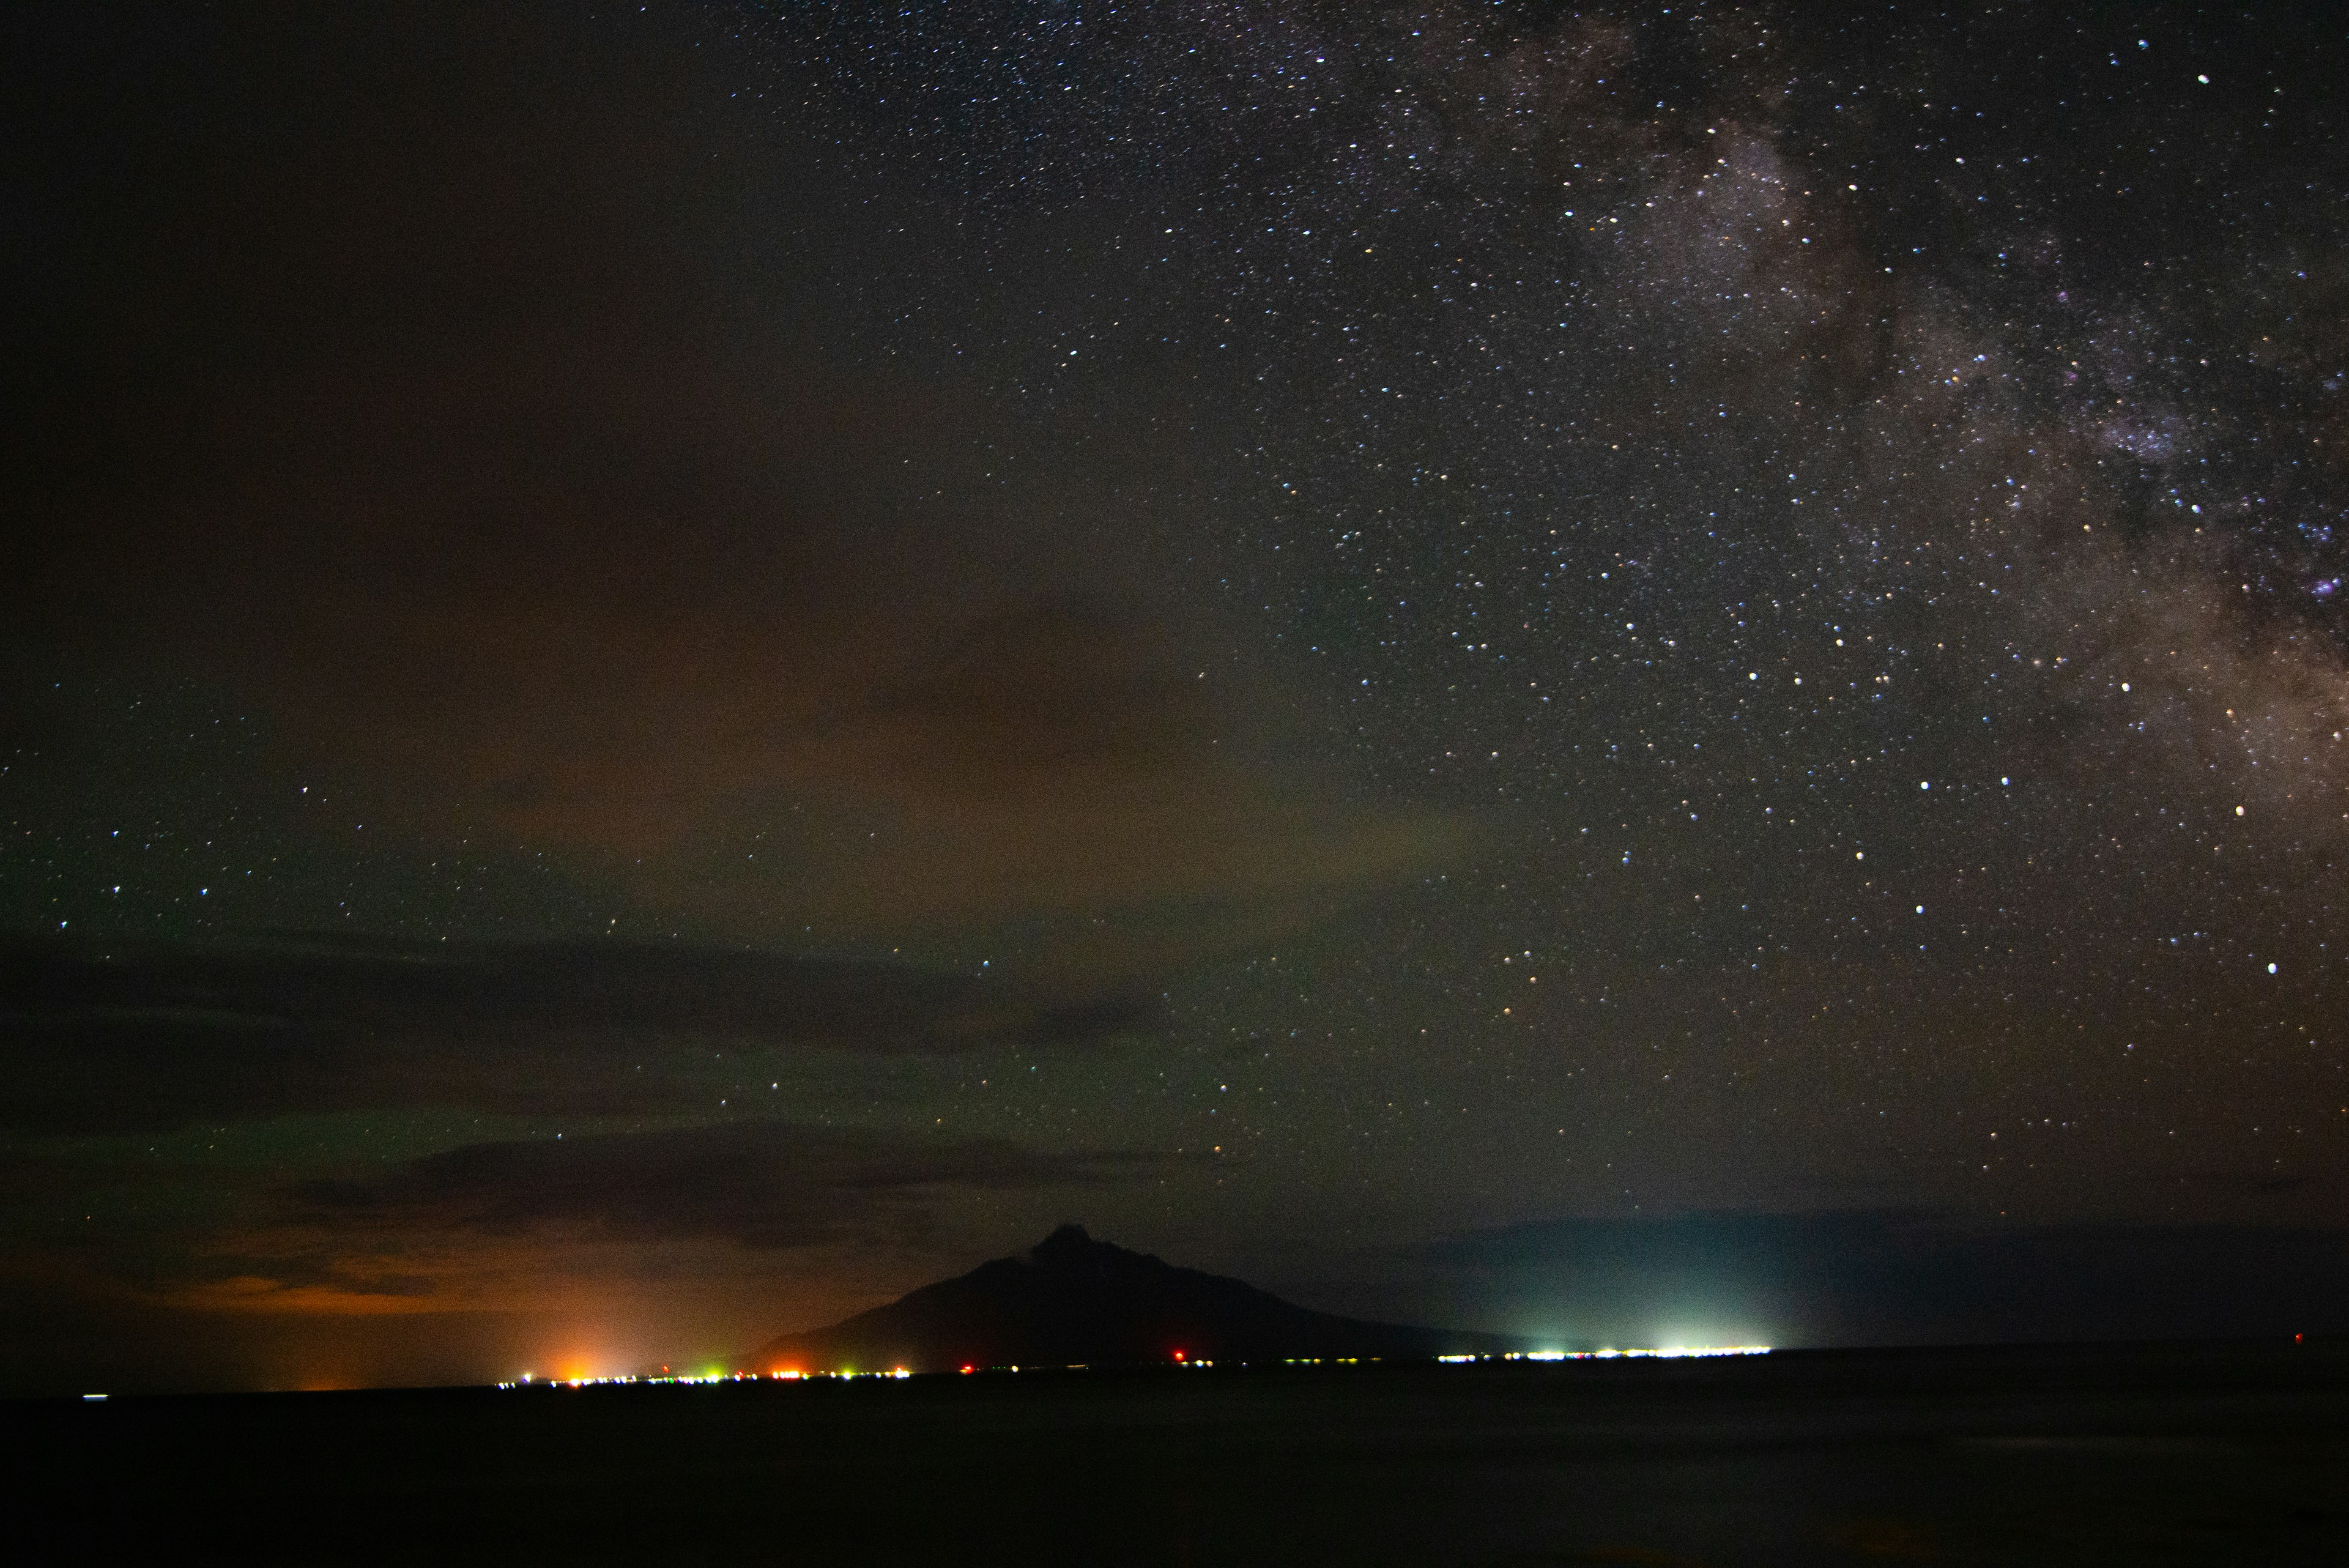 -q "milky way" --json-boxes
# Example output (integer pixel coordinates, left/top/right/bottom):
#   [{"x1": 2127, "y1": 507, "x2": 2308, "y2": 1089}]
[{"x1": 741, "y1": 5, "x2": 2349, "y2": 1224}]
